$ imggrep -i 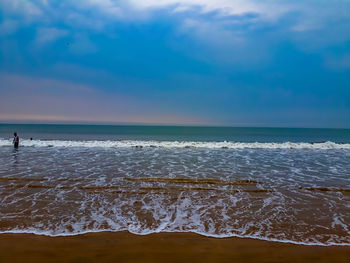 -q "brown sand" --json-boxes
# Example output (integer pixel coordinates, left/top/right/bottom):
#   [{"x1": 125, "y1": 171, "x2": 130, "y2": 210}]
[{"x1": 0, "y1": 232, "x2": 349, "y2": 263}]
